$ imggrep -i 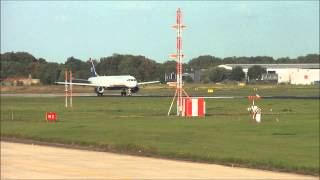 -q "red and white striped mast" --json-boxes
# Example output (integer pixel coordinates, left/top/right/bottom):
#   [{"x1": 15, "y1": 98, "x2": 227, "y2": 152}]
[
  {"x1": 168, "y1": 8, "x2": 189, "y2": 116},
  {"x1": 64, "y1": 69, "x2": 73, "y2": 108}
]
